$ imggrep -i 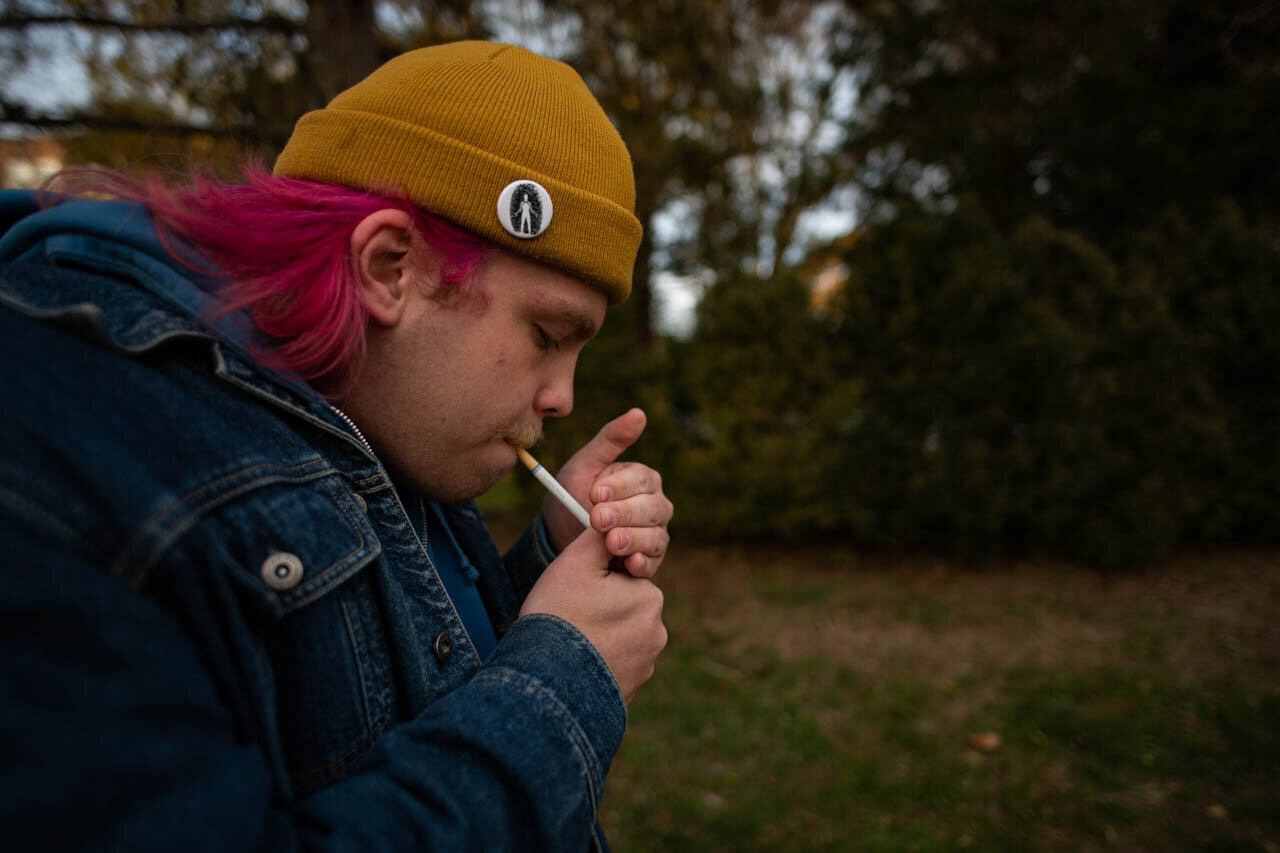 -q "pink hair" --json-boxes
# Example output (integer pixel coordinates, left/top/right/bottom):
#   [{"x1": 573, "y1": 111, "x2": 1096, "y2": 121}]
[{"x1": 46, "y1": 165, "x2": 494, "y2": 398}]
